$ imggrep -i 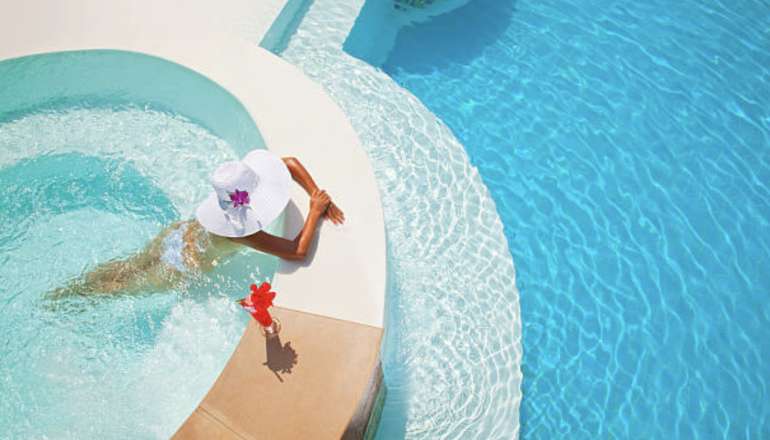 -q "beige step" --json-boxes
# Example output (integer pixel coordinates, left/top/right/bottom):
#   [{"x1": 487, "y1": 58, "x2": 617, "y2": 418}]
[{"x1": 173, "y1": 307, "x2": 384, "y2": 439}]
